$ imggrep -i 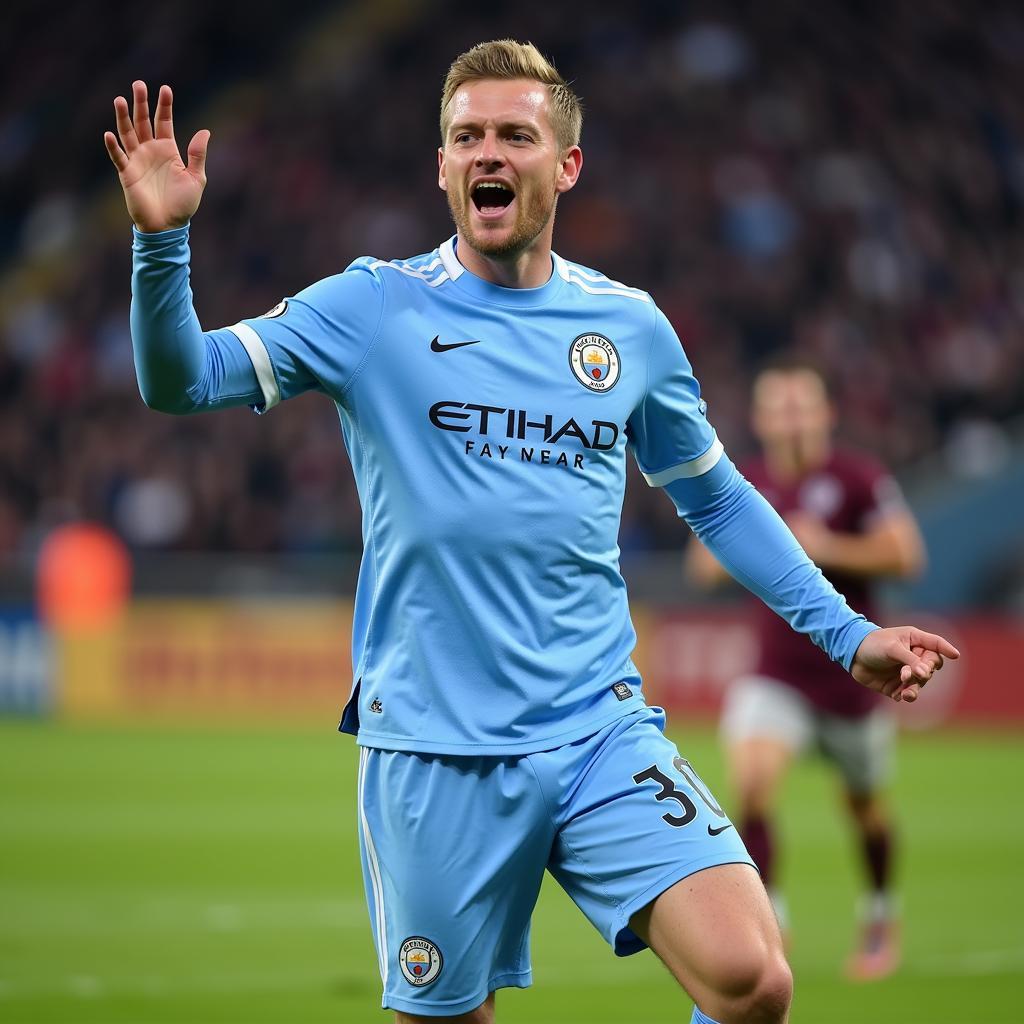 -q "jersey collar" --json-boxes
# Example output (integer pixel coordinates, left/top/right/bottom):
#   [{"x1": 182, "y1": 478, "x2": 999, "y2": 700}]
[{"x1": 439, "y1": 236, "x2": 567, "y2": 308}]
